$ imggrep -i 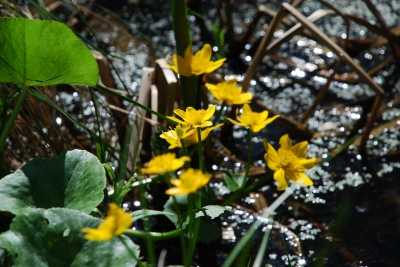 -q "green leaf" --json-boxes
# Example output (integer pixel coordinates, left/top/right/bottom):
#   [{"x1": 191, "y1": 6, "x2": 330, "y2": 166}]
[
  {"x1": 163, "y1": 195, "x2": 188, "y2": 227},
  {"x1": 197, "y1": 220, "x2": 221, "y2": 244},
  {"x1": 0, "y1": 18, "x2": 98, "y2": 86},
  {"x1": 180, "y1": 205, "x2": 229, "y2": 230},
  {"x1": 131, "y1": 209, "x2": 177, "y2": 222},
  {"x1": 222, "y1": 172, "x2": 245, "y2": 192},
  {"x1": 0, "y1": 208, "x2": 139, "y2": 267},
  {"x1": 195, "y1": 205, "x2": 228, "y2": 220},
  {"x1": 0, "y1": 150, "x2": 106, "y2": 215},
  {"x1": 150, "y1": 126, "x2": 170, "y2": 156}
]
